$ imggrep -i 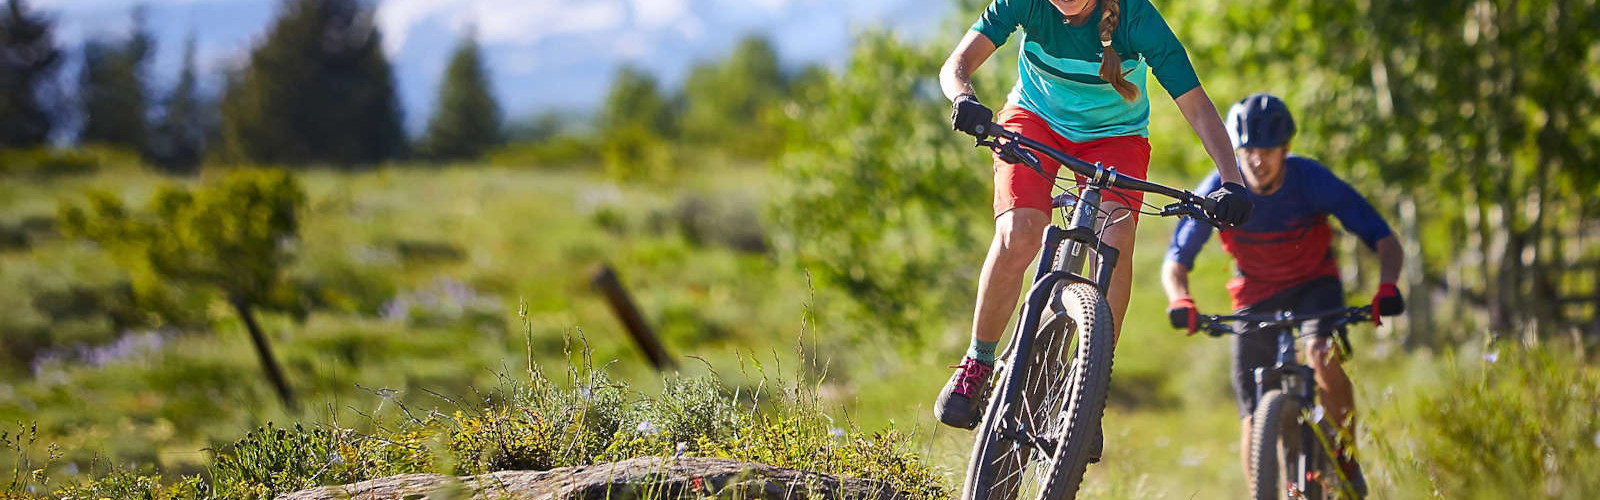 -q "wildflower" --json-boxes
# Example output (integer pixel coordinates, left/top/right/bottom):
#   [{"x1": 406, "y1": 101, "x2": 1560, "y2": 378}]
[
  {"x1": 675, "y1": 441, "x2": 688, "y2": 457},
  {"x1": 830, "y1": 427, "x2": 845, "y2": 440},
  {"x1": 1485, "y1": 352, "x2": 1499, "y2": 364},
  {"x1": 327, "y1": 452, "x2": 344, "y2": 464},
  {"x1": 1593, "y1": 431, "x2": 1599, "y2": 448},
  {"x1": 636, "y1": 420, "x2": 658, "y2": 436}
]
